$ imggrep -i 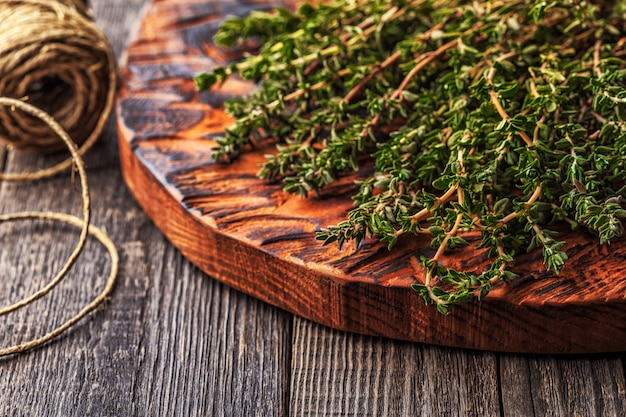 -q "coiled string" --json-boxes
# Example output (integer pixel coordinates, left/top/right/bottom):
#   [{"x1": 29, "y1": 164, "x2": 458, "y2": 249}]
[
  {"x1": 0, "y1": 0, "x2": 119, "y2": 356},
  {"x1": 0, "y1": 0, "x2": 117, "y2": 179}
]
